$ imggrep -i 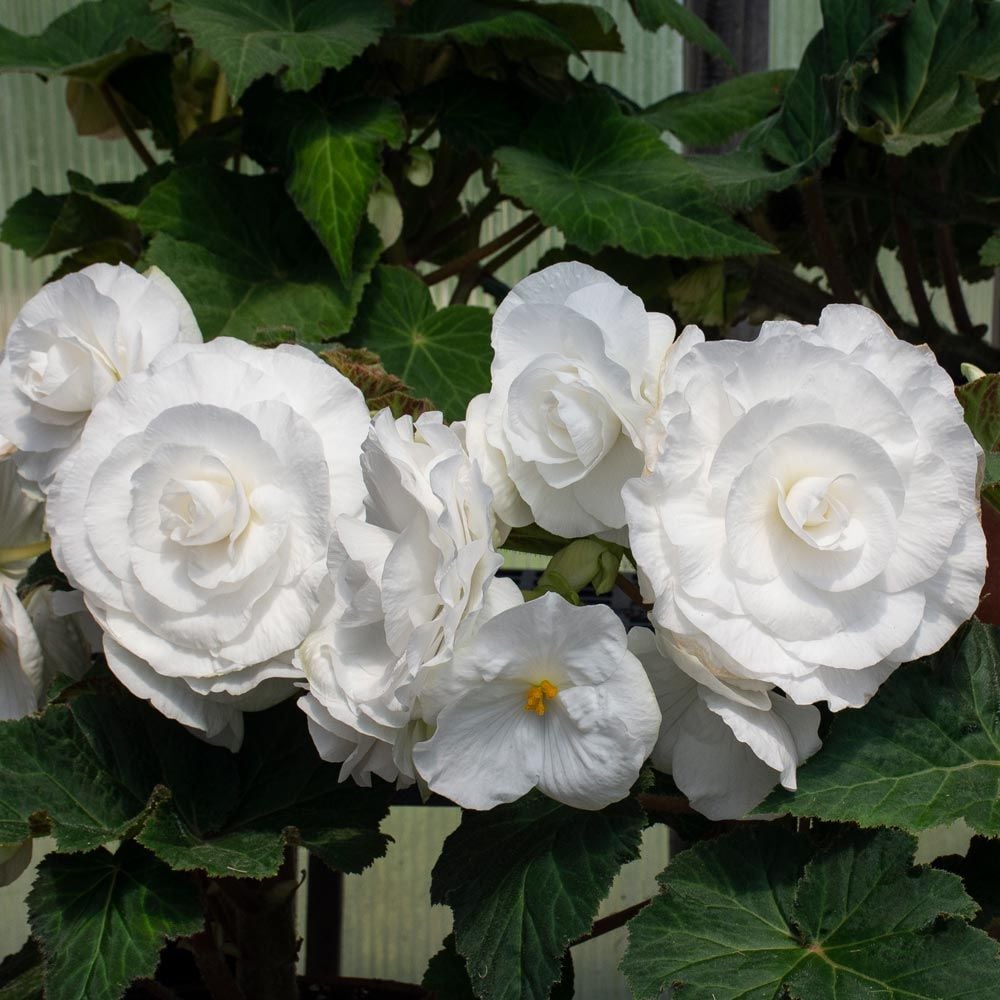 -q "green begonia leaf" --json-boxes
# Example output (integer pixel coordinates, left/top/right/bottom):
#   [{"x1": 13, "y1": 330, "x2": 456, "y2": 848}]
[
  {"x1": 351, "y1": 266, "x2": 492, "y2": 422},
  {"x1": 396, "y1": 0, "x2": 617, "y2": 55},
  {"x1": 136, "y1": 701, "x2": 393, "y2": 878},
  {"x1": 285, "y1": 98, "x2": 405, "y2": 281},
  {"x1": 689, "y1": 150, "x2": 802, "y2": 209},
  {"x1": 0, "y1": 941, "x2": 43, "y2": 1000},
  {"x1": 627, "y1": 0, "x2": 735, "y2": 68},
  {"x1": 851, "y1": 0, "x2": 1000, "y2": 154},
  {"x1": 623, "y1": 826, "x2": 1000, "y2": 1000},
  {"x1": 28, "y1": 842, "x2": 202, "y2": 1000},
  {"x1": 431, "y1": 792, "x2": 645, "y2": 1000},
  {"x1": 0, "y1": 692, "x2": 391, "y2": 879},
  {"x1": 495, "y1": 92, "x2": 773, "y2": 259},
  {"x1": 746, "y1": 0, "x2": 912, "y2": 179},
  {"x1": 0, "y1": 0, "x2": 171, "y2": 83},
  {"x1": 761, "y1": 622, "x2": 1000, "y2": 834},
  {"x1": 642, "y1": 70, "x2": 793, "y2": 148},
  {"x1": 169, "y1": 0, "x2": 392, "y2": 102},
  {"x1": 139, "y1": 166, "x2": 379, "y2": 341},
  {"x1": 981, "y1": 231, "x2": 1000, "y2": 266},
  {"x1": 0, "y1": 703, "x2": 149, "y2": 852}
]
